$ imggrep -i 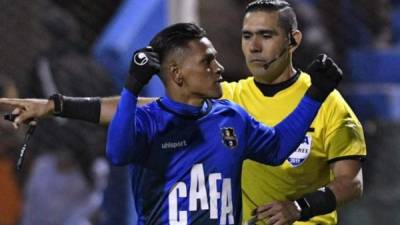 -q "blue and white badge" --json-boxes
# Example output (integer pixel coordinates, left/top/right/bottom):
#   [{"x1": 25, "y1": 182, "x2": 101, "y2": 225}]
[{"x1": 287, "y1": 134, "x2": 312, "y2": 167}]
